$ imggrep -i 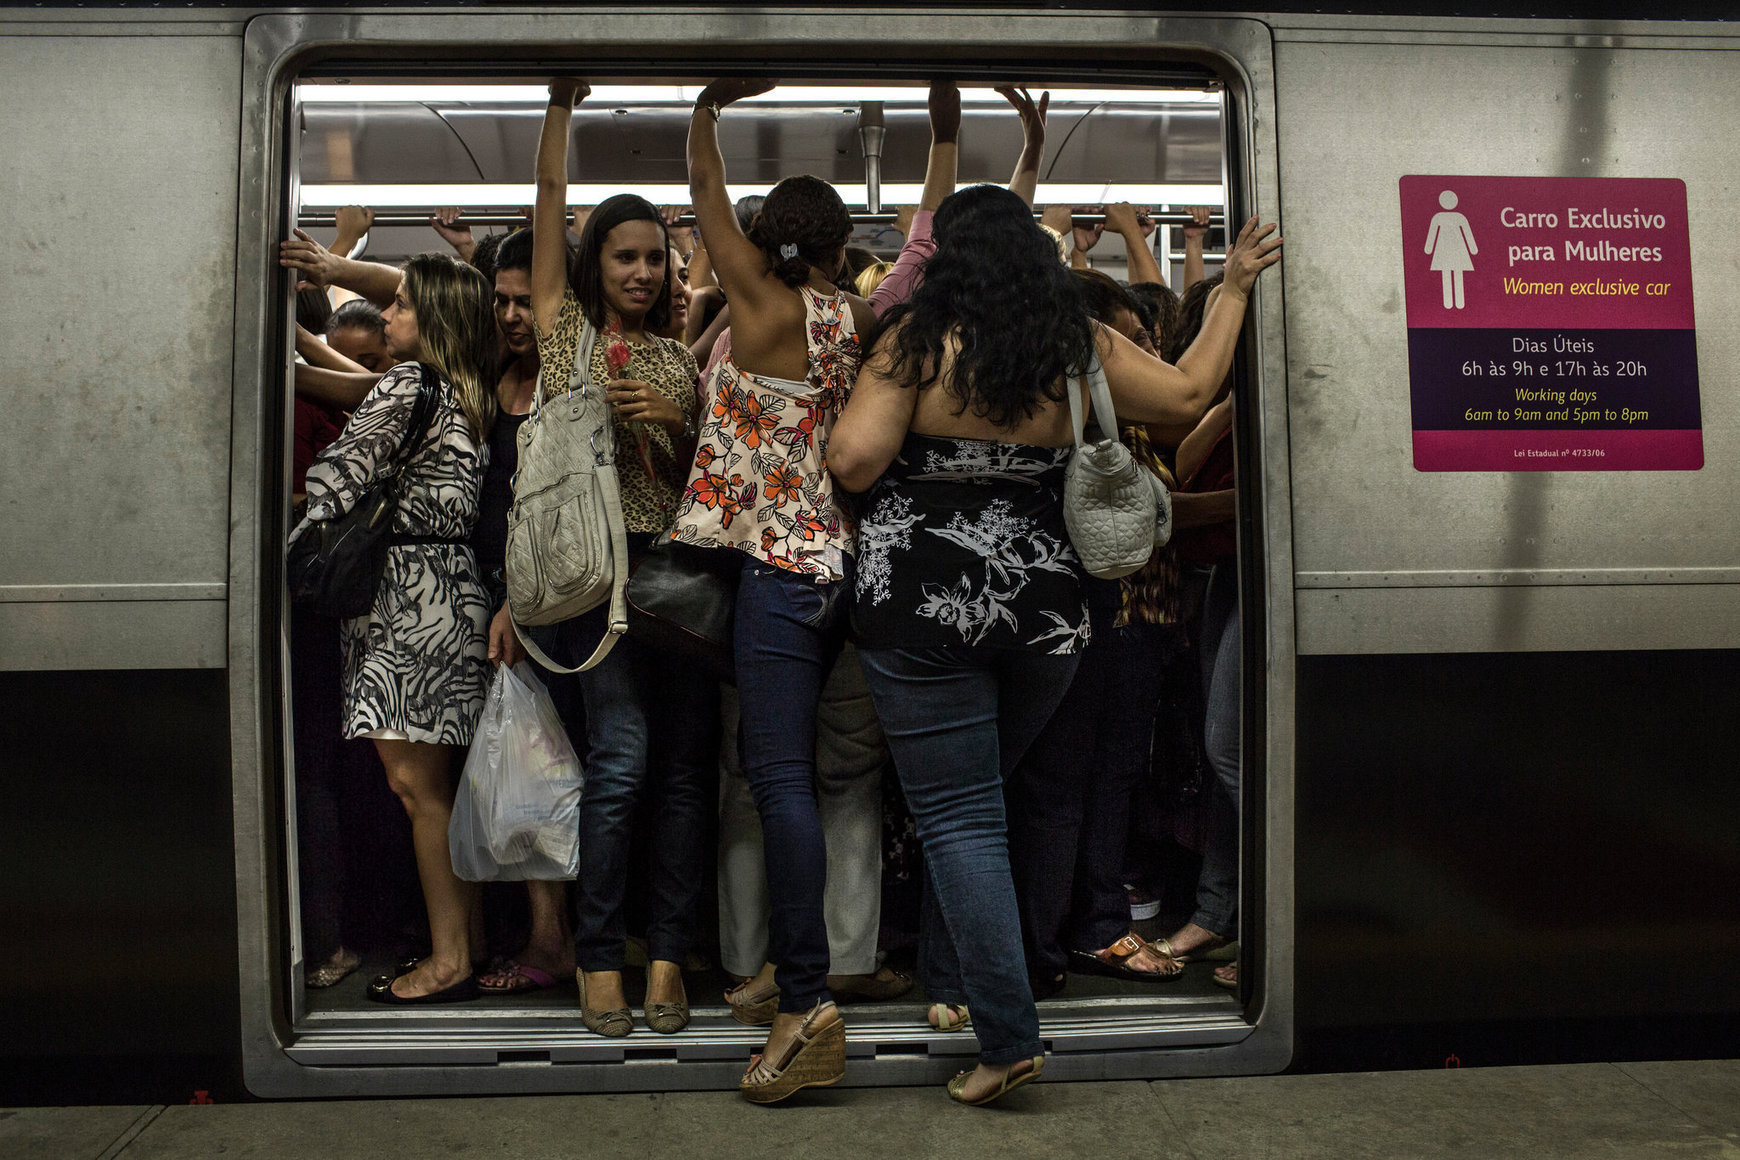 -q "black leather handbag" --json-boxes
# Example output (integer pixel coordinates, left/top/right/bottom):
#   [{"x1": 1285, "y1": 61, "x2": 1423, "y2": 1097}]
[
  {"x1": 625, "y1": 532, "x2": 741, "y2": 681},
  {"x1": 287, "y1": 365, "x2": 439, "y2": 620}
]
